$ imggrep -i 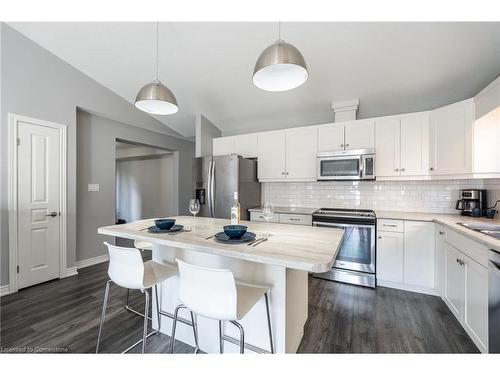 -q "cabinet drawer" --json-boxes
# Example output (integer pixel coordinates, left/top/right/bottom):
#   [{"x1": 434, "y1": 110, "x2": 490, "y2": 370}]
[
  {"x1": 250, "y1": 211, "x2": 279, "y2": 223},
  {"x1": 279, "y1": 213, "x2": 312, "y2": 226},
  {"x1": 444, "y1": 228, "x2": 489, "y2": 268},
  {"x1": 377, "y1": 219, "x2": 404, "y2": 233}
]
